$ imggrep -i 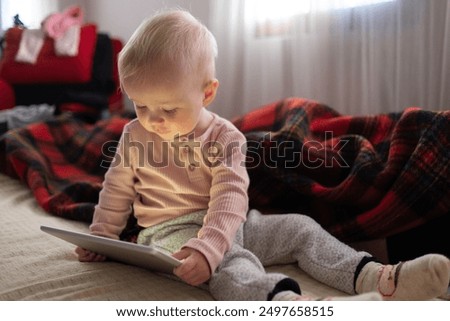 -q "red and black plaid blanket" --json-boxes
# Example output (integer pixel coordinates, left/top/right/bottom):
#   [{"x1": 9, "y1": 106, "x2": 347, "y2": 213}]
[
  {"x1": 0, "y1": 113, "x2": 129, "y2": 222},
  {"x1": 233, "y1": 98, "x2": 449, "y2": 242},
  {"x1": 0, "y1": 98, "x2": 448, "y2": 242}
]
